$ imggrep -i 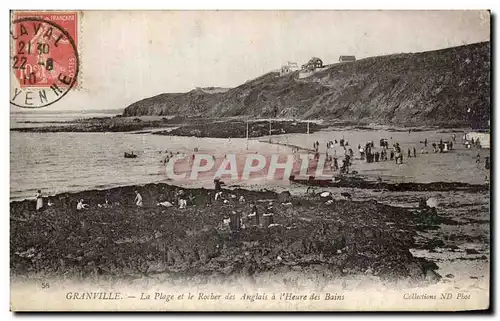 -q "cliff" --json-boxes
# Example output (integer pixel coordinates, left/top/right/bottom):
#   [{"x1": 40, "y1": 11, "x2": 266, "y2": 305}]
[
  {"x1": 123, "y1": 87, "x2": 230, "y2": 117},
  {"x1": 123, "y1": 42, "x2": 490, "y2": 128}
]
